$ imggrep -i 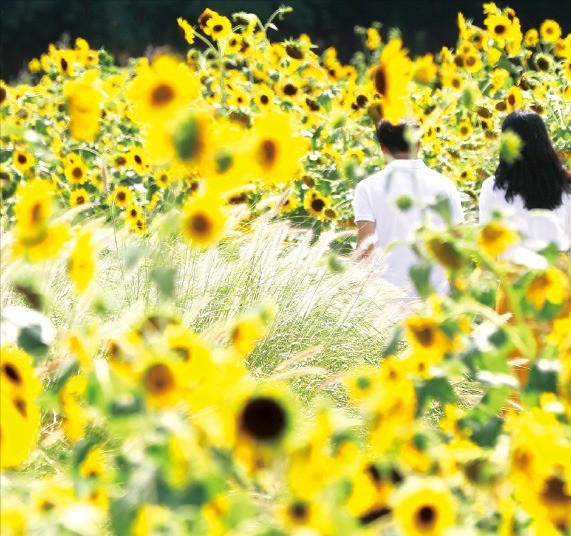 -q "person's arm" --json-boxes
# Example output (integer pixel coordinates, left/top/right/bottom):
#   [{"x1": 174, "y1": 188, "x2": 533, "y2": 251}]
[
  {"x1": 353, "y1": 182, "x2": 376, "y2": 259},
  {"x1": 478, "y1": 179, "x2": 493, "y2": 224},
  {"x1": 356, "y1": 221, "x2": 376, "y2": 259}
]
